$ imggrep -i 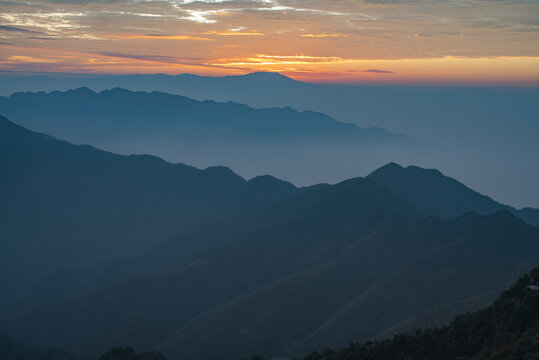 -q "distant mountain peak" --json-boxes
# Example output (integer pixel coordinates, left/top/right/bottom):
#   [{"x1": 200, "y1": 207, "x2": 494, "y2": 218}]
[
  {"x1": 371, "y1": 163, "x2": 454, "y2": 185},
  {"x1": 68, "y1": 86, "x2": 96, "y2": 95},
  {"x1": 235, "y1": 71, "x2": 296, "y2": 81},
  {"x1": 249, "y1": 174, "x2": 282, "y2": 183},
  {"x1": 105, "y1": 87, "x2": 132, "y2": 93},
  {"x1": 202, "y1": 165, "x2": 244, "y2": 181},
  {"x1": 248, "y1": 175, "x2": 296, "y2": 189},
  {"x1": 366, "y1": 162, "x2": 539, "y2": 225},
  {"x1": 376, "y1": 162, "x2": 404, "y2": 171}
]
